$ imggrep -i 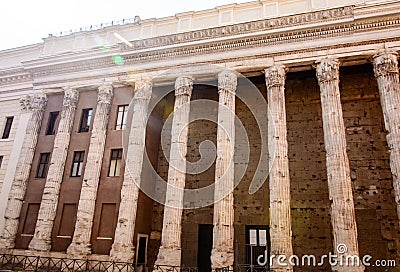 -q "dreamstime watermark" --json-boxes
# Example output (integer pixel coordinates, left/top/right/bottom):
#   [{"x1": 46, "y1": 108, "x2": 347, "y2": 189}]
[
  {"x1": 257, "y1": 244, "x2": 397, "y2": 268},
  {"x1": 122, "y1": 64, "x2": 276, "y2": 209}
]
